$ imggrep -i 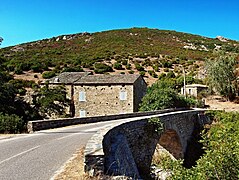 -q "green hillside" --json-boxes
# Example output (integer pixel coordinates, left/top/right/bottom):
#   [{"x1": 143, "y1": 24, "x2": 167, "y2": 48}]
[{"x1": 0, "y1": 27, "x2": 238, "y2": 78}]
